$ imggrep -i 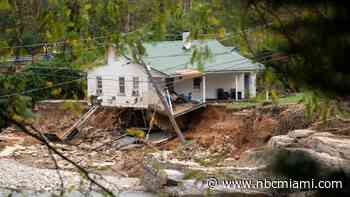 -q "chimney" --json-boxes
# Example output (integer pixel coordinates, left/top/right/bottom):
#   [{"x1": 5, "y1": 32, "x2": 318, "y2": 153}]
[
  {"x1": 182, "y1": 32, "x2": 190, "y2": 42},
  {"x1": 182, "y1": 32, "x2": 192, "y2": 50},
  {"x1": 107, "y1": 45, "x2": 116, "y2": 65}
]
